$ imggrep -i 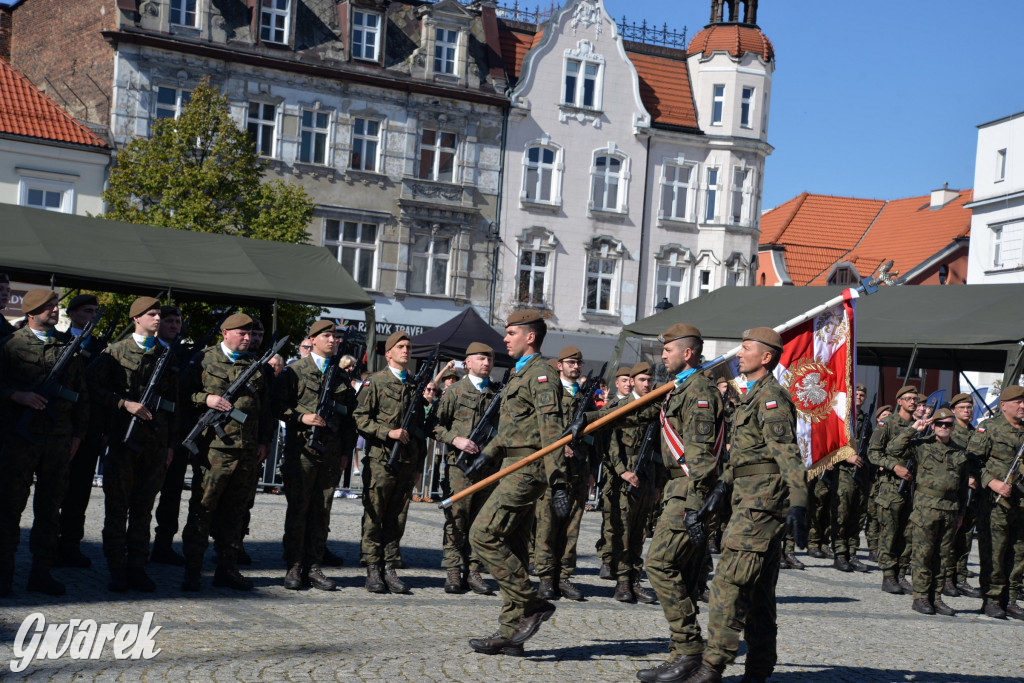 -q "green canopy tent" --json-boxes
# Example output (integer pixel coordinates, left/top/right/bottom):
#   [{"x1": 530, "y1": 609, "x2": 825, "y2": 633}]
[
  {"x1": 612, "y1": 284, "x2": 1024, "y2": 387},
  {"x1": 0, "y1": 205, "x2": 376, "y2": 354}
]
